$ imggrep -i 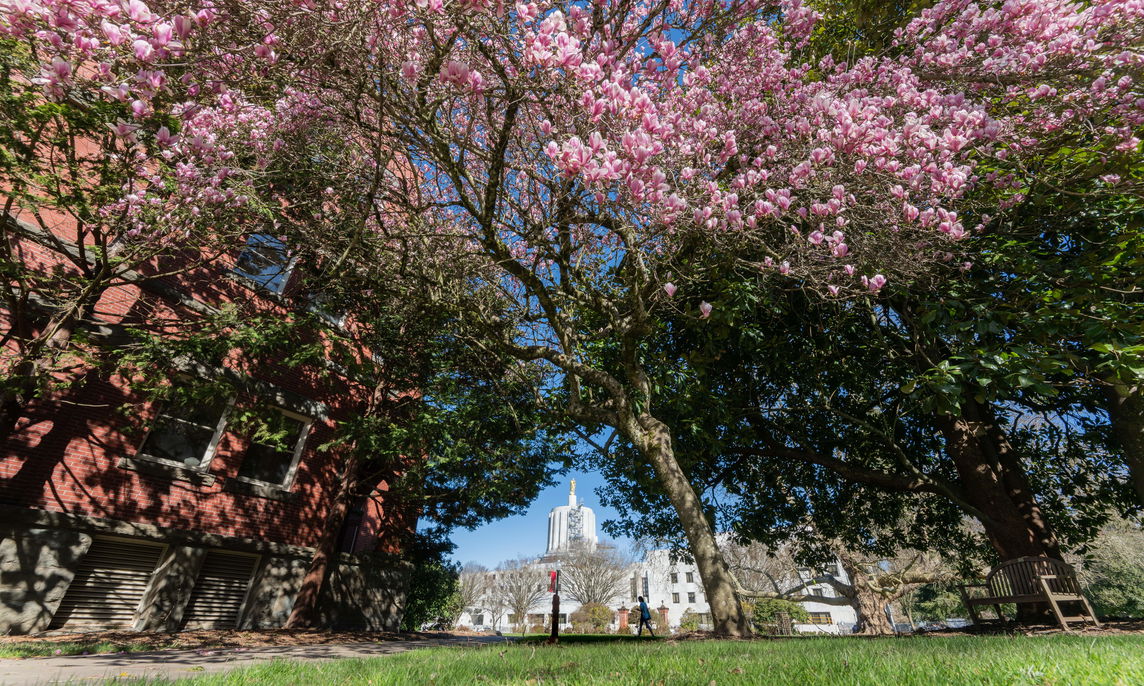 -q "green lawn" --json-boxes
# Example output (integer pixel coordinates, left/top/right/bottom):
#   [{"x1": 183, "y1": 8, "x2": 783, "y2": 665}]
[
  {"x1": 154, "y1": 634, "x2": 1143, "y2": 685},
  {"x1": 0, "y1": 641, "x2": 163, "y2": 658}
]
